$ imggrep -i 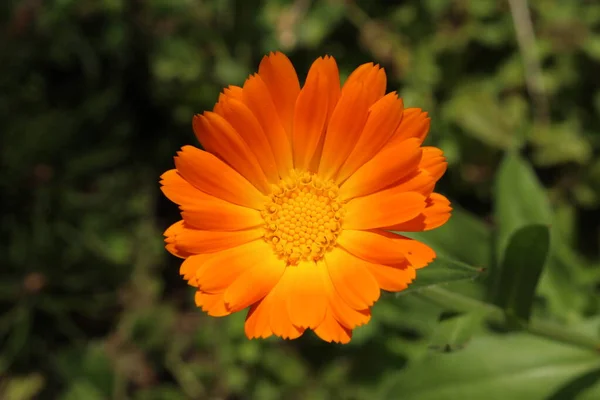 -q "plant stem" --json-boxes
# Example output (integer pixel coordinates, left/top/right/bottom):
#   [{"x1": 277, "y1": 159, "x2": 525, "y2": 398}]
[
  {"x1": 417, "y1": 286, "x2": 600, "y2": 352},
  {"x1": 507, "y1": 0, "x2": 550, "y2": 127}
]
